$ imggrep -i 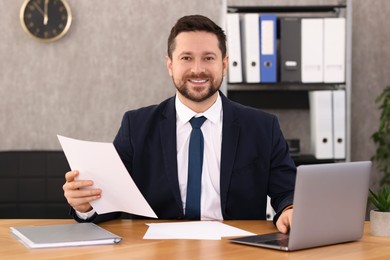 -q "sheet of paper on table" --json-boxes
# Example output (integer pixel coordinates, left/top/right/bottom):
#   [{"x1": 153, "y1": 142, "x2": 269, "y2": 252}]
[
  {"x1": 58, "y1": 135, "x2": 157, "y2": 218},
  {"x1": 143, "y1": 221, "x2": 256, "y2": 240}
]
